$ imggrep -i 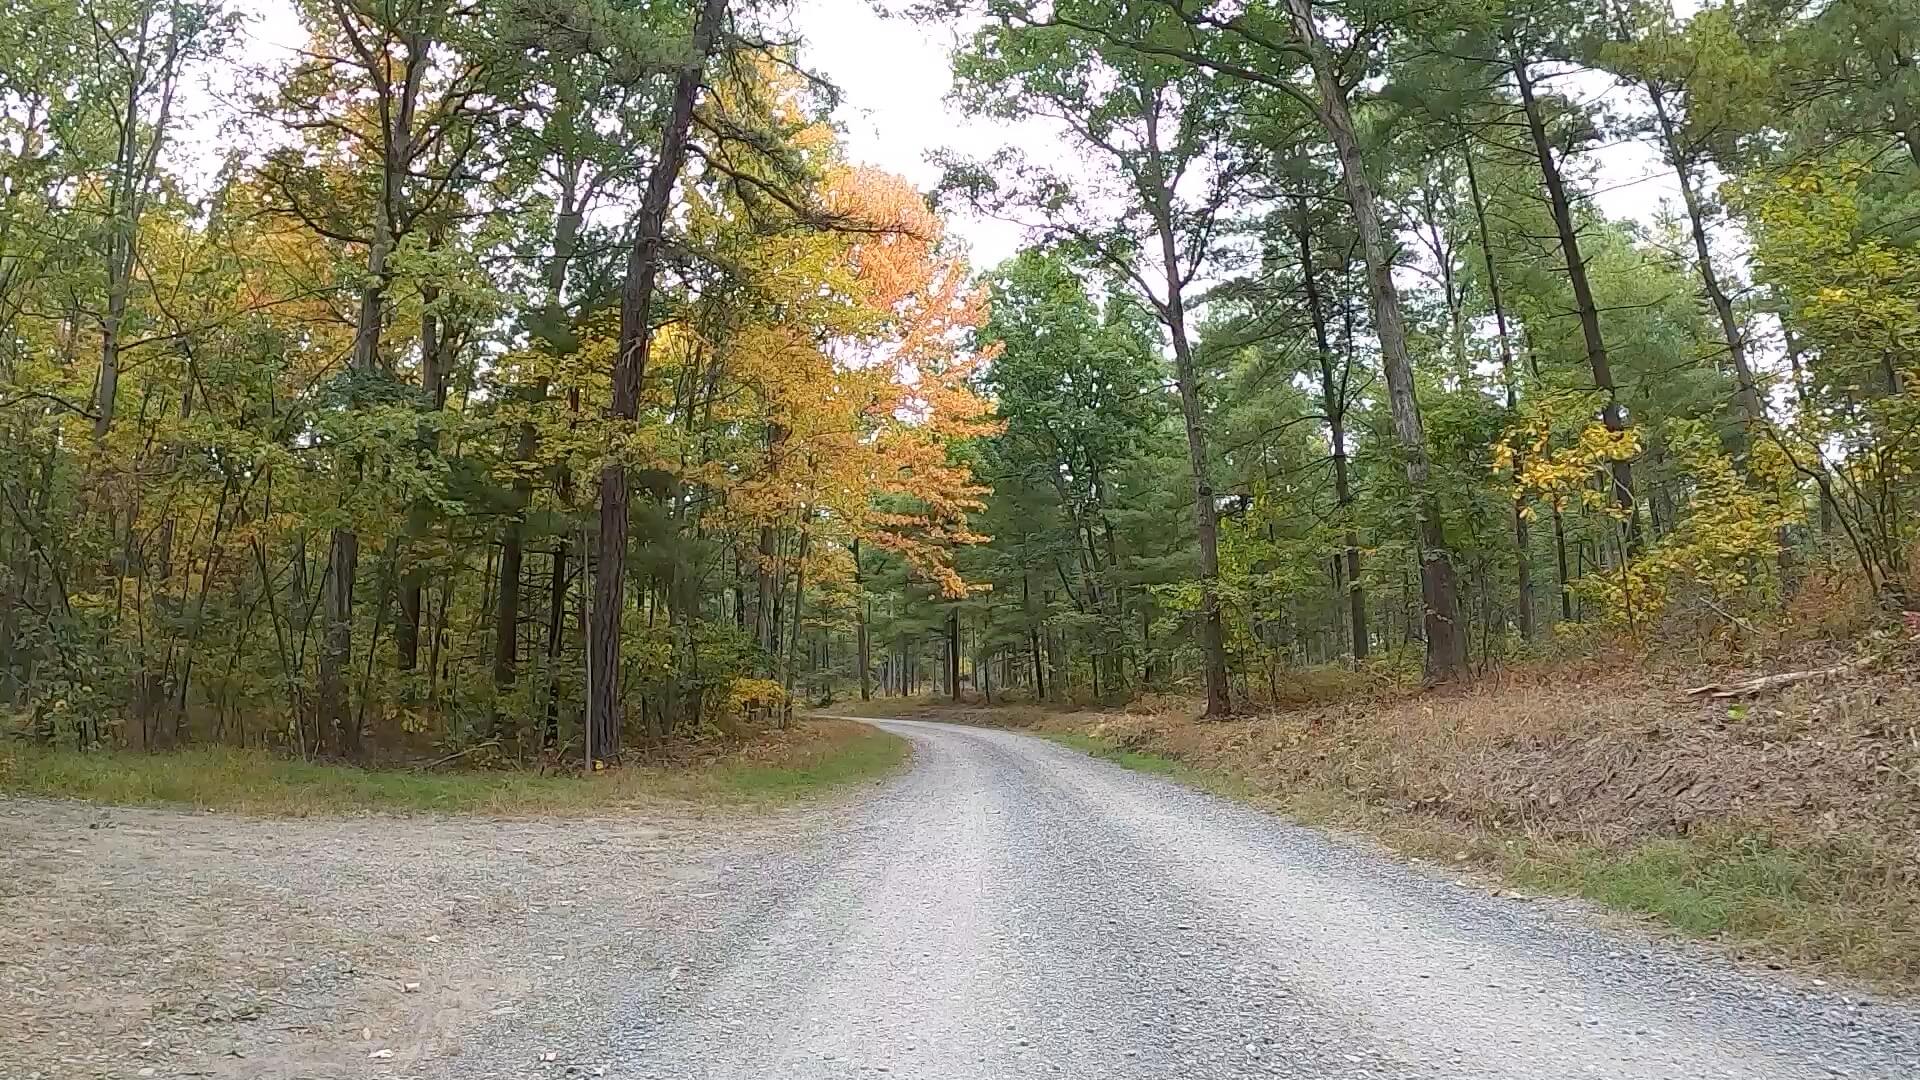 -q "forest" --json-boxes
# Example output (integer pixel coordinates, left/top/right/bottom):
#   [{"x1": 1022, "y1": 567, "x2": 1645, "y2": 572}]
[{"x1": 0, "y1": 0, "x2": 1915, "y2": 762}]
